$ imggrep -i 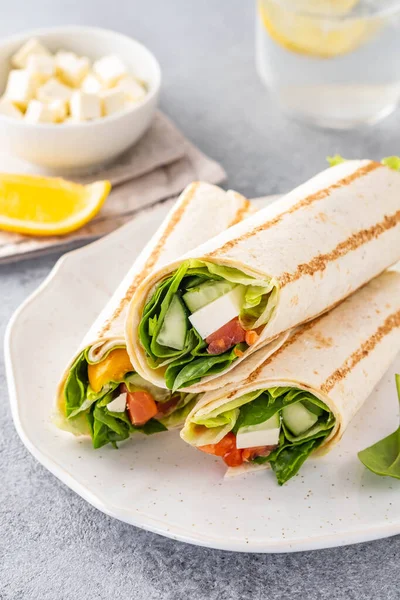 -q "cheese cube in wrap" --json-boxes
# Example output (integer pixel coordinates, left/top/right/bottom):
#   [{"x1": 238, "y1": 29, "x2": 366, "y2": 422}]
[
  {"x1": 126, "y1": 160, "x2": 400, "y2": 392},
  {"x1": 180, "y1": 270, "x2": 400, "y2": 485}
]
